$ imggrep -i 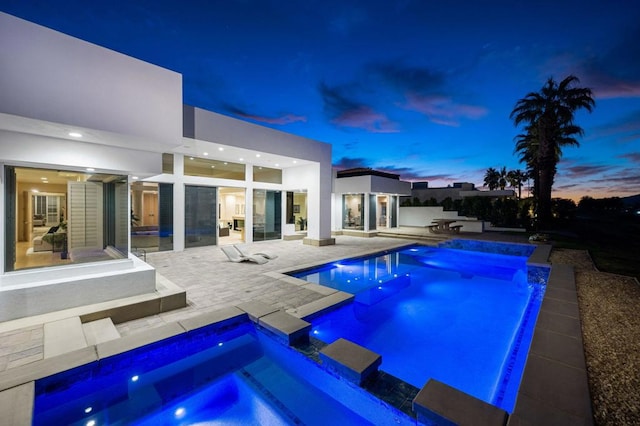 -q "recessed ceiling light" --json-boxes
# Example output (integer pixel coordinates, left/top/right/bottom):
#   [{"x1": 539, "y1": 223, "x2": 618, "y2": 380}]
[
  {"x1": 223, "y1": 162, "x2": 228, "y2": 165},
  {"x1": 68, "y1": 132, "x2": 82, "y2": 138},
  {"x1": 203, "y1": 152, "x2": 208, "y2": 156},
  {"x1": 239, "y1": 158, "x2": 244, "y2": 161},
  {"x1": 86, "y1": 168, "x2": 95, "y2": 172},
  {"x1": 256, "y1": 154, "x2": 261, "y2": 158},
  {"x1": 293, "y1": 160, "x2": 297, "y2": 164},
  {"x1": 40, "y1": 177, "x2": 47, "y2": 180},
  {"x1": 32, "y1": 189, "x2": 39, "y2": 193},
  {"x1": 218, "y1": 147, "x2": 224, "y2": 151},
  {"x1": 132, "y1": 176, "x2": 139, "y2": 180},
  {"x1": 189, "y1": 157, "x2": 194, "y2": 160},
  {"x1": 275, "y1": 163, "x2": 279, "y2": 167}
]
